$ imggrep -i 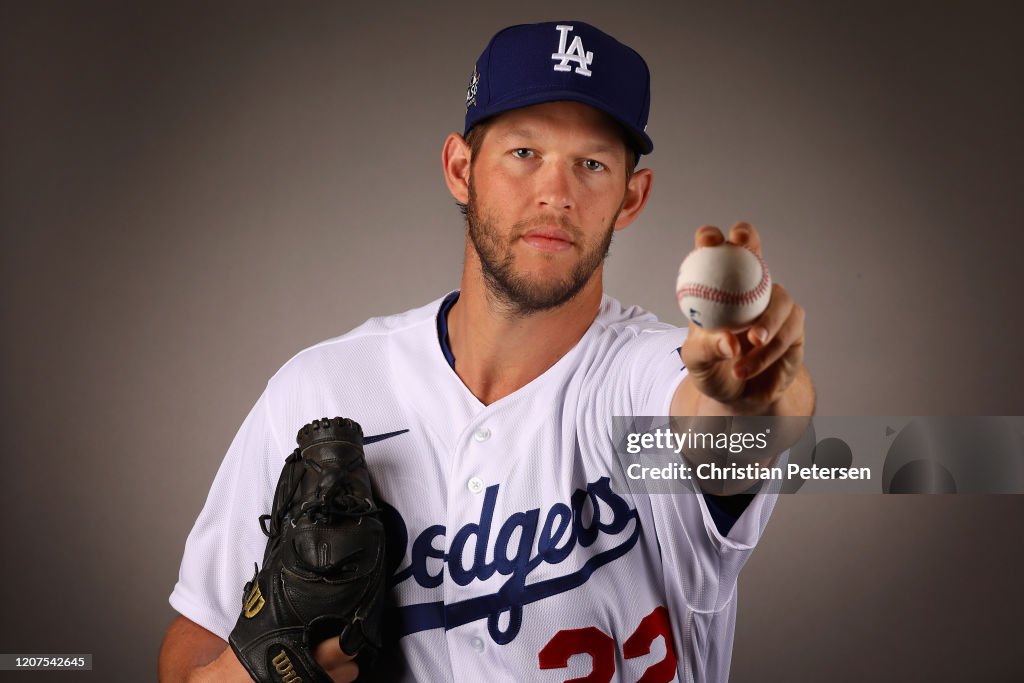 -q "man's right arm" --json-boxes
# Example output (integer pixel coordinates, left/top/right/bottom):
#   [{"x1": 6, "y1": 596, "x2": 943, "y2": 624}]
[
  {"x1": 158, "y1": 615, "x2": 249, "y2": 682},
  {"x1": 158, "y1": 615, "x2": 360, "y2": 682}
]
